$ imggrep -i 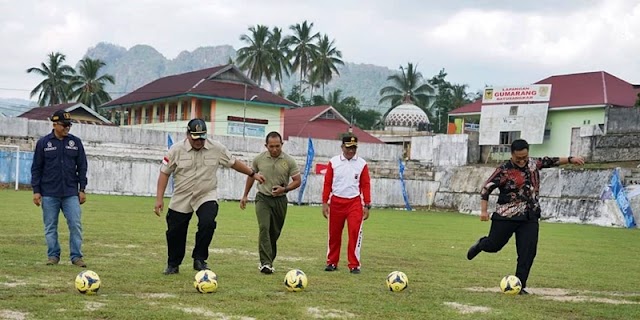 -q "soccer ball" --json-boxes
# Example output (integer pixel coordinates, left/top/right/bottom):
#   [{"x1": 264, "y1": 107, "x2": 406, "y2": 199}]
[
  {"x1": 75, "y1": 270, "x2": 101, "y2": 295},
  {"x1": 499, "y1": 275, "x2": 522, "y2": 295},
  {"x1": 284, "y1": 269, "x2": 308, "y2": 292},
  {"x1": 193, "y1": 270, "x2": 218, "y2": 293},
  {"x1": 386, "y1": 271, "x2": 408, "y2": 292}
]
